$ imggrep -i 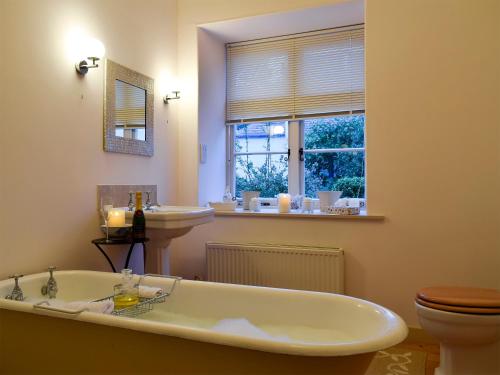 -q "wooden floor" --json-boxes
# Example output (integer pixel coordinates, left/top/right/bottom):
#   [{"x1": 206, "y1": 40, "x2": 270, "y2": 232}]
[{"x1": 395, "y1": 336, "x2": 440, "y2": 375}]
